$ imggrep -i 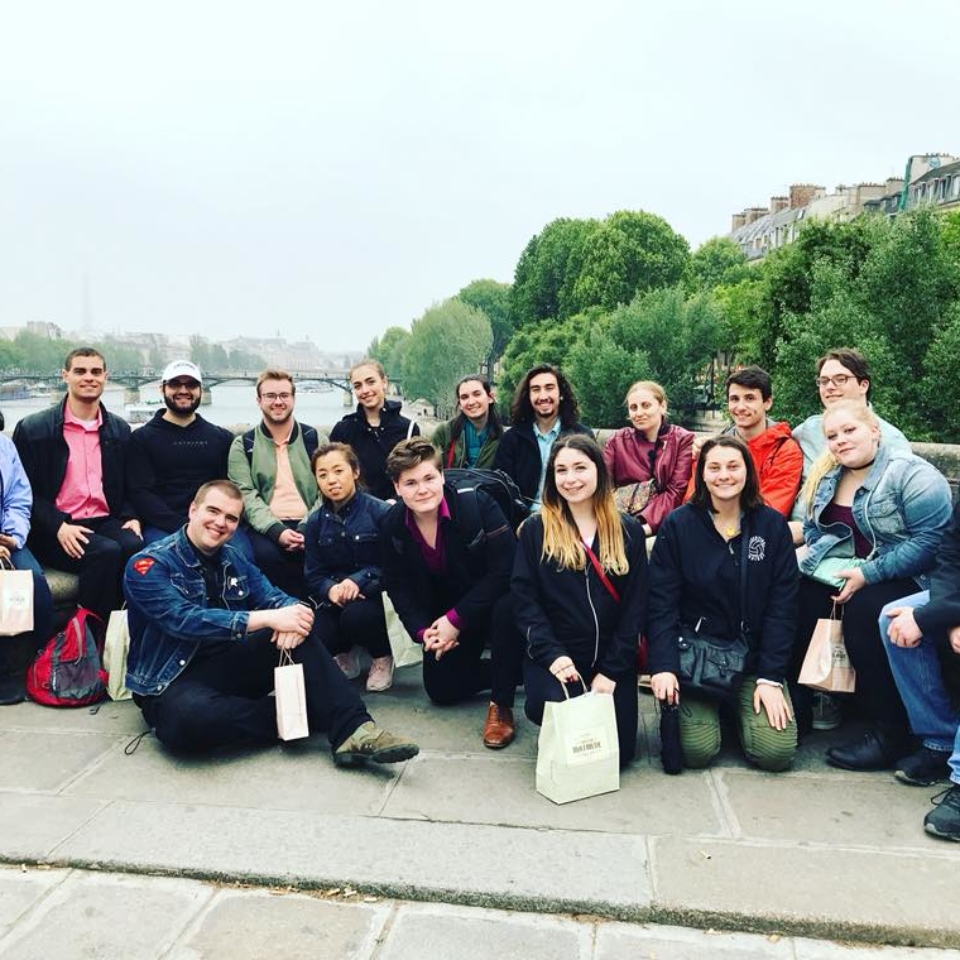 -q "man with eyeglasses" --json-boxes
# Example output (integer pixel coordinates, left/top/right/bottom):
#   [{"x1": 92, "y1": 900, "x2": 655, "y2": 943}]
[
  {"x1": 13, "y1": 346, "x2": 142, "y2": 620},
  {"x1": 127, "y1": 360, "x2": 235, "y2": 545},
  {"x1": 227, "y1": 369, "x2": 322, "y2": 598}
]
